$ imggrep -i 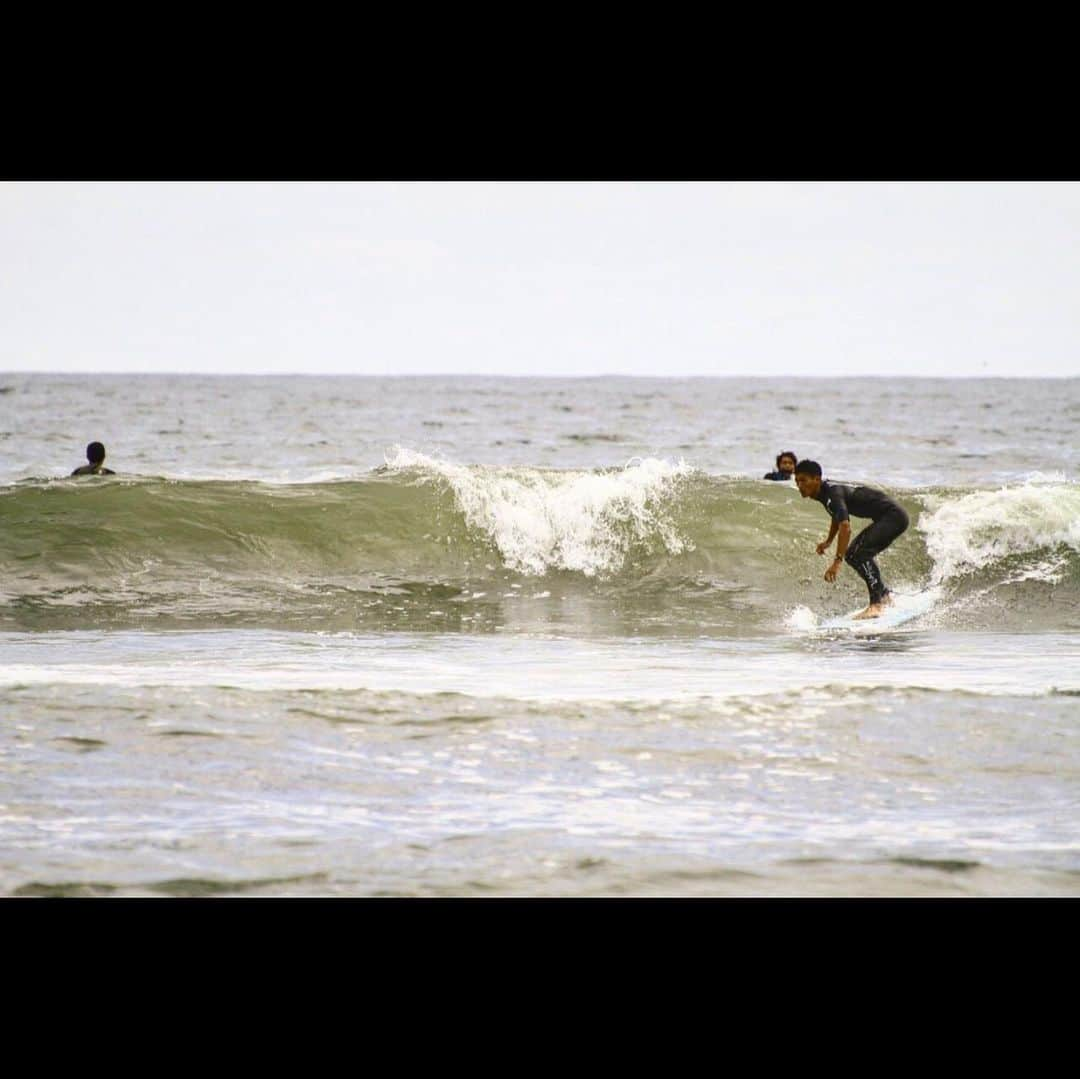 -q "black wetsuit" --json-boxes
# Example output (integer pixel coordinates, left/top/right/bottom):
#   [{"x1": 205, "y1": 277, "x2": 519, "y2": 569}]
[
  {"x1": 764, "y1": 471, "x2": 793, "y2": 481},
  {"x1": 813, "y1": 480, "x2": 908, "y2": 604},
  {"x1": 71, "y1": 464, "x2": 115, "y2": 476}
]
